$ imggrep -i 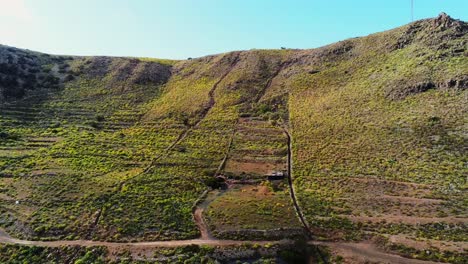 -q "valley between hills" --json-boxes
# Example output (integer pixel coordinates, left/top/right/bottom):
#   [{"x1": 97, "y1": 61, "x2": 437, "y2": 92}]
[{"x1": 0, "y1": 13, "x2": 467, "y2": 263}]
